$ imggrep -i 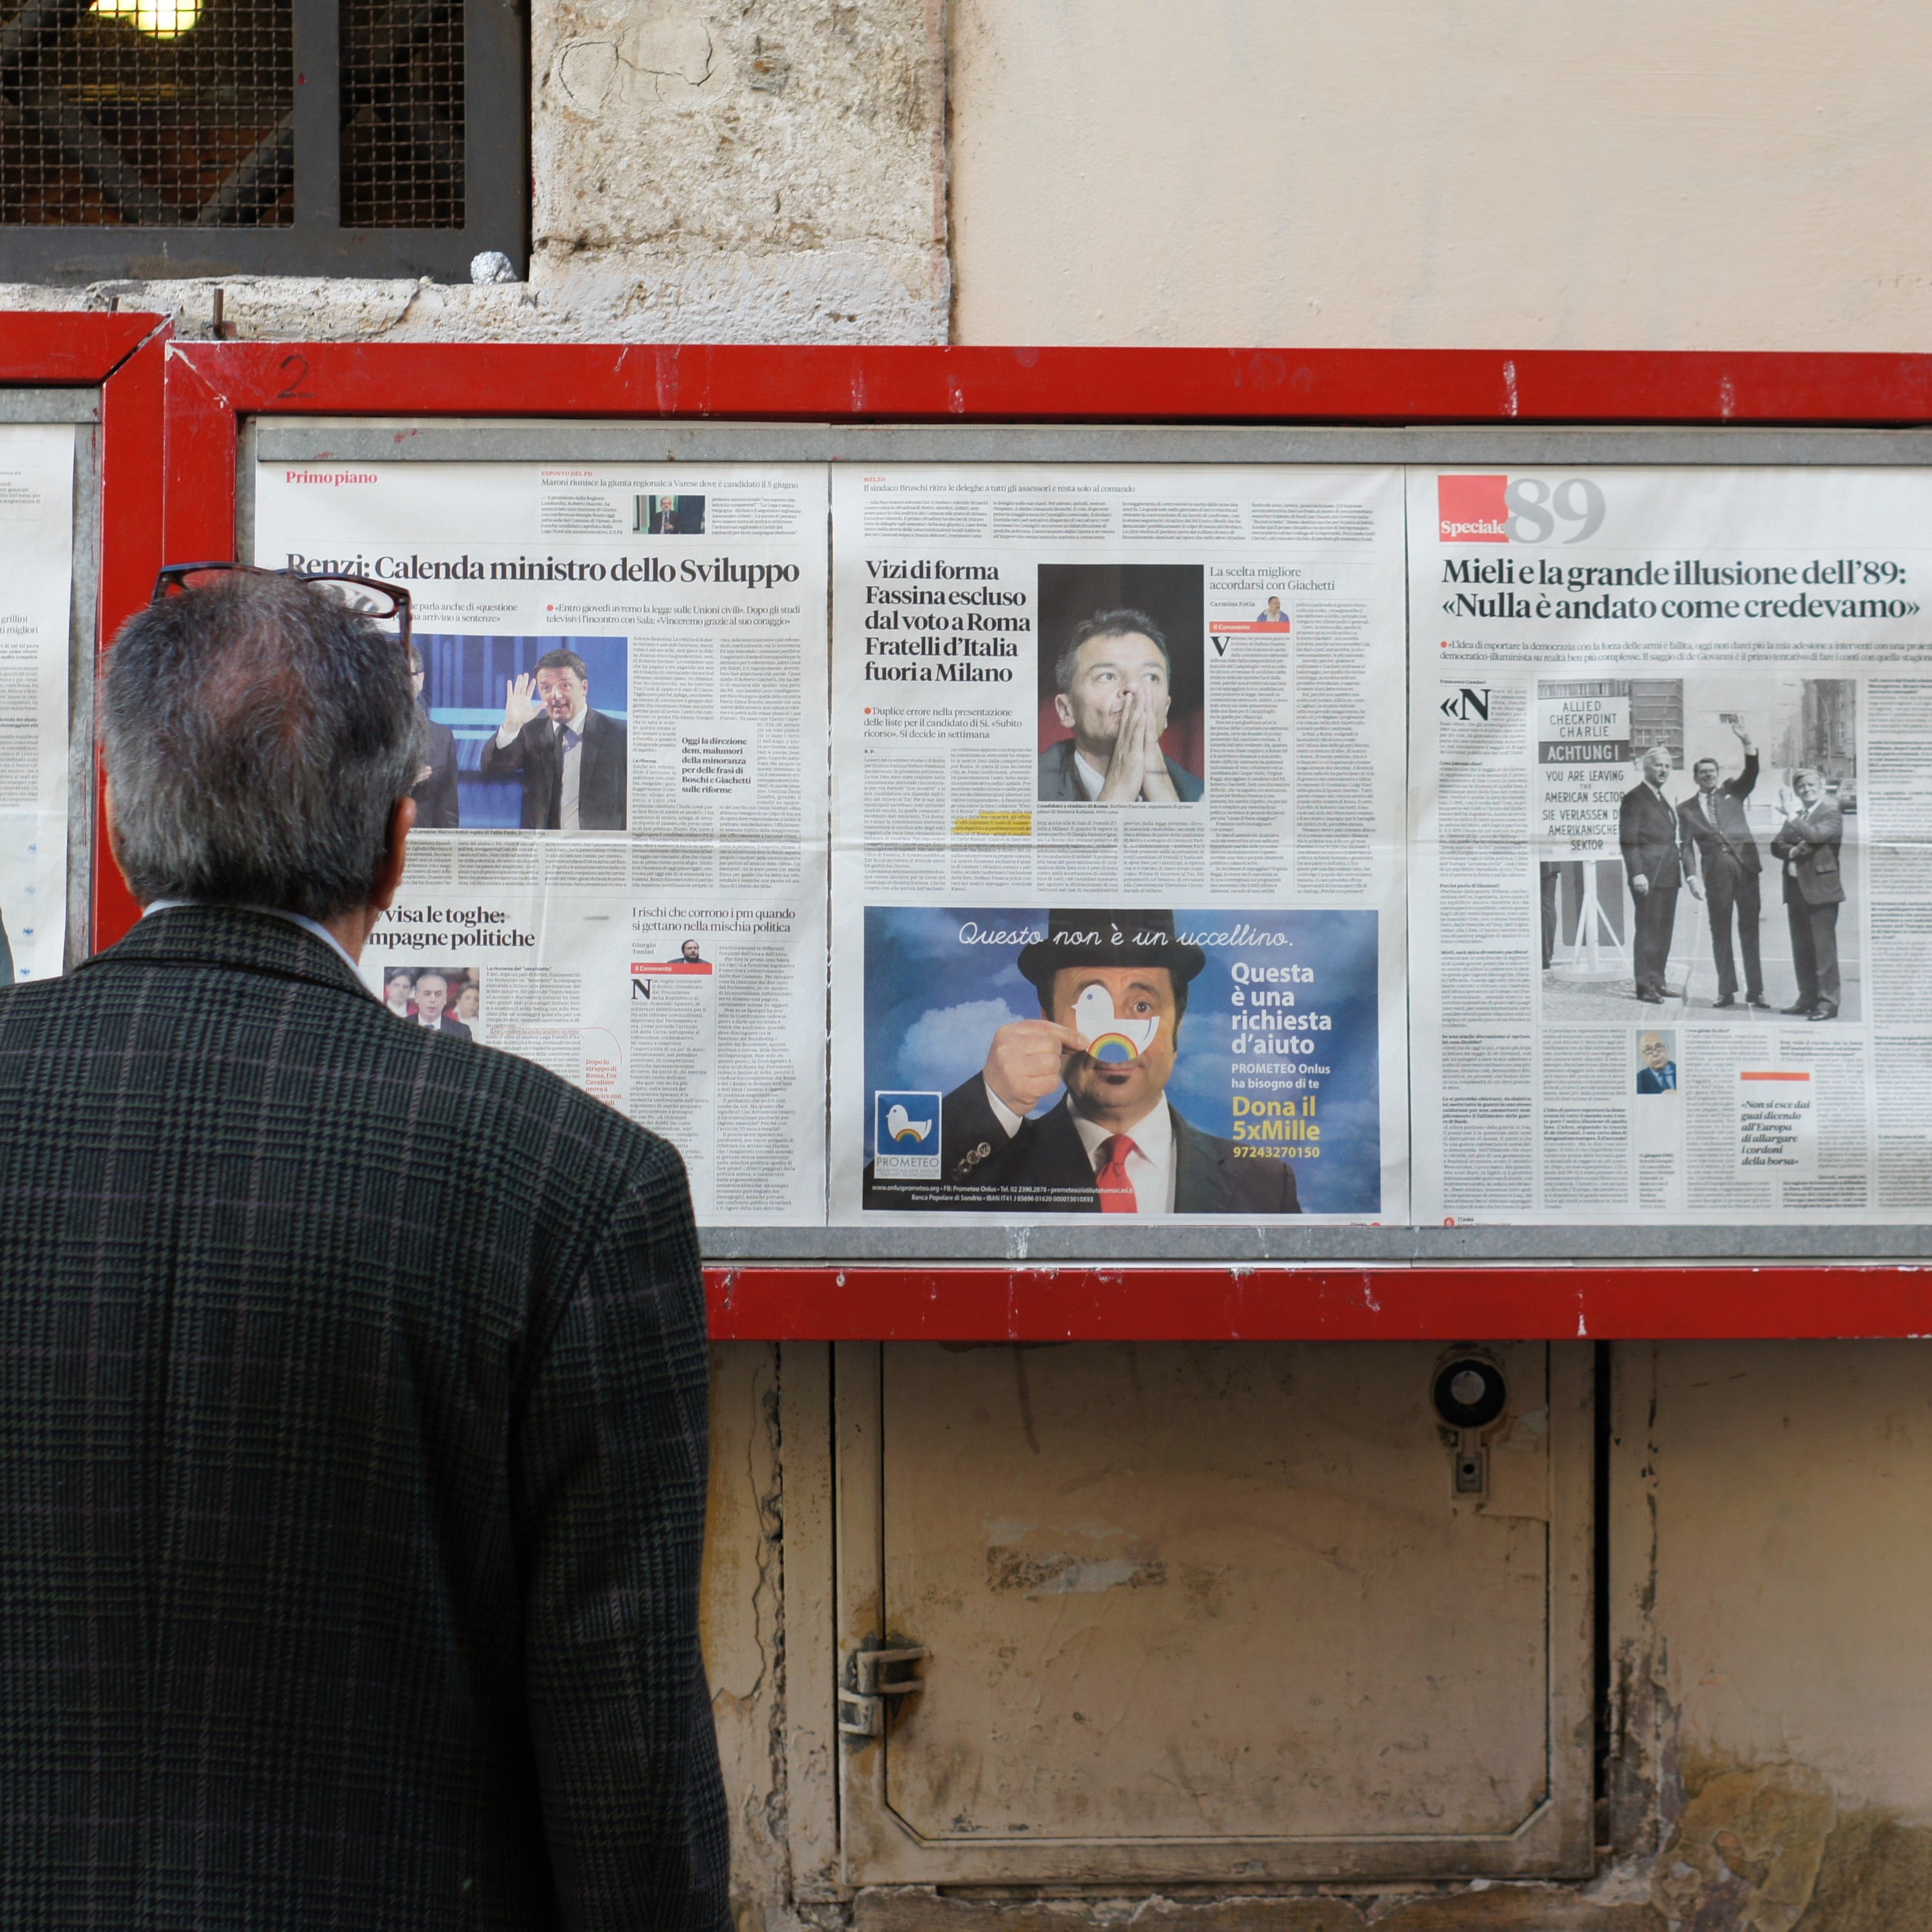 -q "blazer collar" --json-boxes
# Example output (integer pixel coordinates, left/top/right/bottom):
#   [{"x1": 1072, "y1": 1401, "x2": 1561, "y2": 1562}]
[
  {"x1": 81, "y1": 903, "x2": 376, "y2": 1003},
  {"x1": 1170, "y1": 1108, "x2": 1240, "y2": 1214}
]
